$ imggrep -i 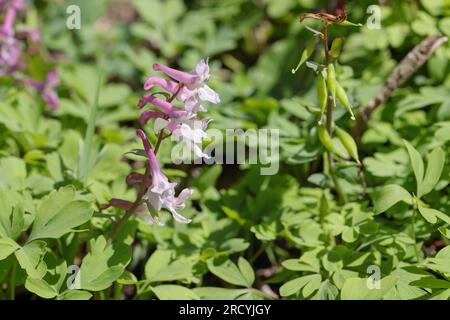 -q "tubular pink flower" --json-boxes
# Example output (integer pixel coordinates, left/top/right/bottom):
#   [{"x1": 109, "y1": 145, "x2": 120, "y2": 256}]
[
  {"x1": 139, "y1": 110, "x2": 165, "y2": 126},
  {"x1": 43, "y1": 90, "x2": 59, "y2": 110},
  {"x1": 137, "y1": 94, "x2": 186, "y2": 118},
  {"x1": 2, "y1": 6, "x2": 16, "y2": 36},
  {"x1": 153, "y1": 63, "x2": 199, "y2": 86},
  {"x1": 144, "y1": 76, "x2": 180, "y2": 92},
  {"x1": 143, "y1": 76, "x2": 194, "y2": 102},
  {"x1": 136, "y1": 129, "x2": 167, "y2": 193},
  {"x1": 24, "y1": 69, "x2": 60, "y2": 110}
]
